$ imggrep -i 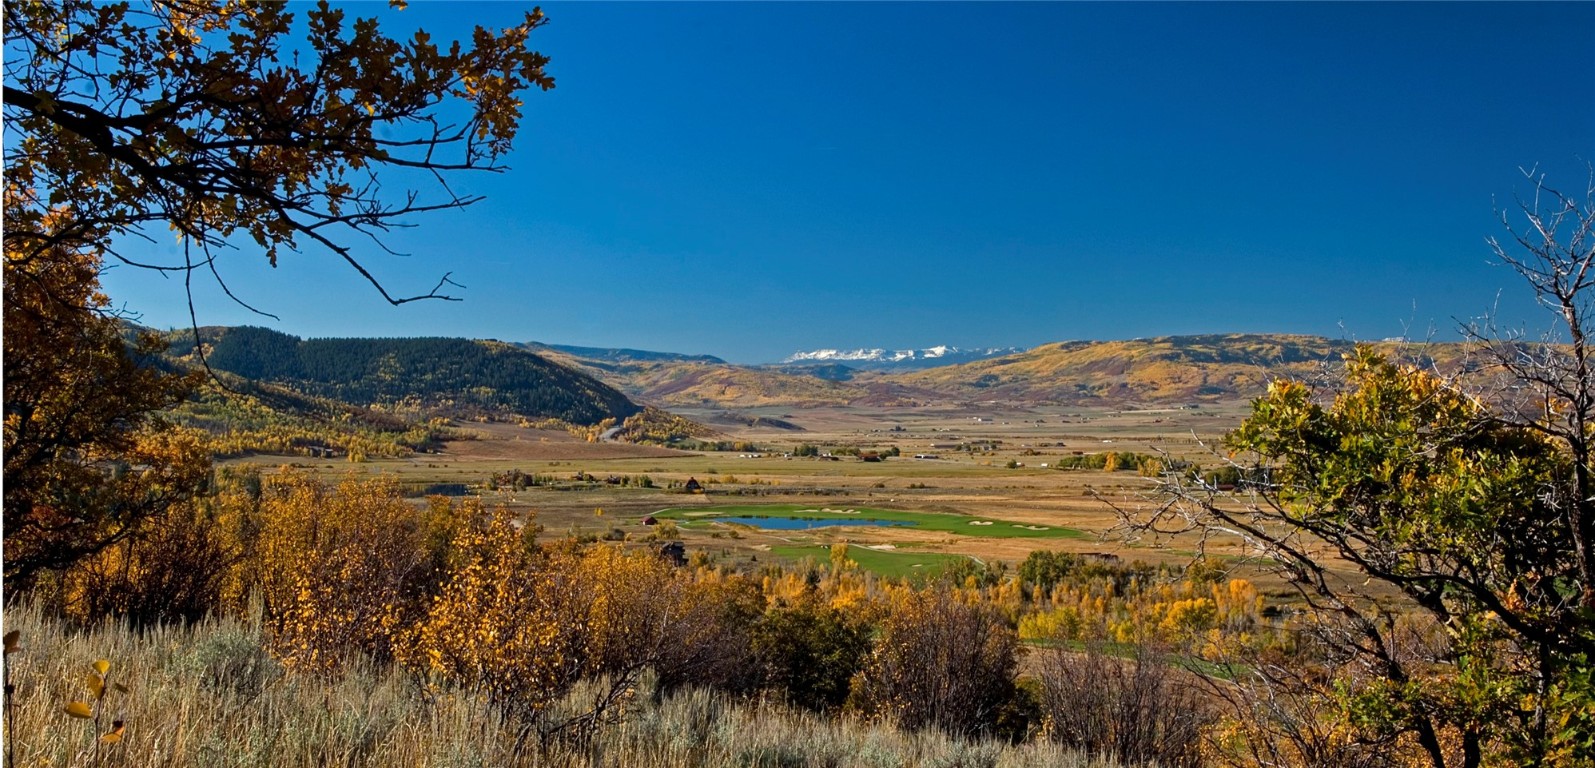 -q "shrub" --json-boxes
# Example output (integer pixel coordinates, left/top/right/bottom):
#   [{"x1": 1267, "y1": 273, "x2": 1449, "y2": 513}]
[
  {"x1": 751, "y1": 601, "x2": 873, "y2": 711},
  {"x1": 850, "y1": 587, "x2": 1018, "y2": 737},
  {"x1": 59, "y1": 500, "x2": 234, "y2": 626},
  {"x1": 398, "y1": 507, "x2": 576, "y2": 723},
  {"x1": 182, "y1": 620, "x2": 283, "y2": 700},
  {"x1": 402, "y1": 522, "x2": 751, "y2": 739},
  {"x1": 1035, "y1": 643, "x2": 1211, "y2": 768},
  {"x1": 245, "y1": 472, "x2": 426, "y2": 674},
  {"x1": 653, "y1": 575, "x2": 764, "y2": 696}
]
